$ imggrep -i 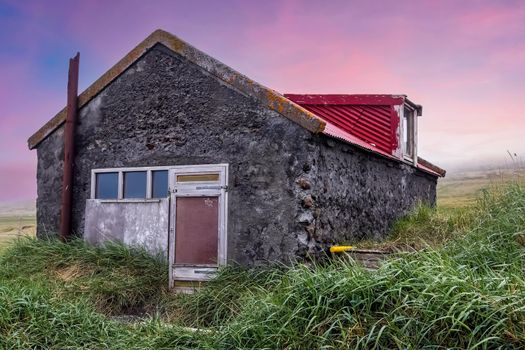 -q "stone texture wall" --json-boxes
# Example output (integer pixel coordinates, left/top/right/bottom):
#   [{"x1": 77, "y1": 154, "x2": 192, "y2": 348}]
[
  {"x1": 292, "y1": 135, "x2": 437, "y2": 257},
  {"x1": 36, "y1": 126, "x2": 64, "y2": 237},
  {"x1": 36, "y1": 44, "x2": 312, "y2": 266},
  {"x1": 35, "y1": 43, "x2": 438, "y2": 265}
]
